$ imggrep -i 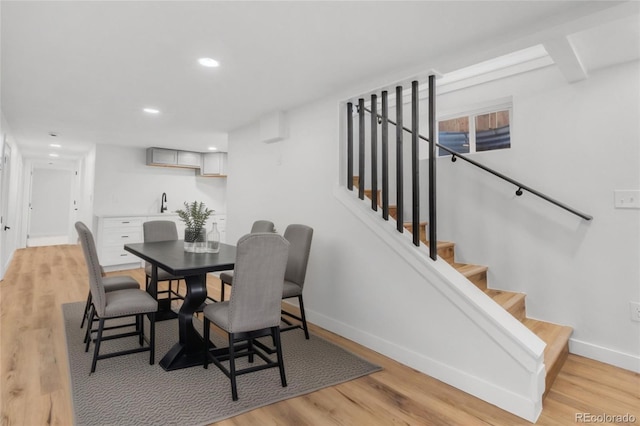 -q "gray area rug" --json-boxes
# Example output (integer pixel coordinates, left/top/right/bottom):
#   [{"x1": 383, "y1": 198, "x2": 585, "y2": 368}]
[{"x1": 62, "y1": 302, "x2": 381, "y2": 426}]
